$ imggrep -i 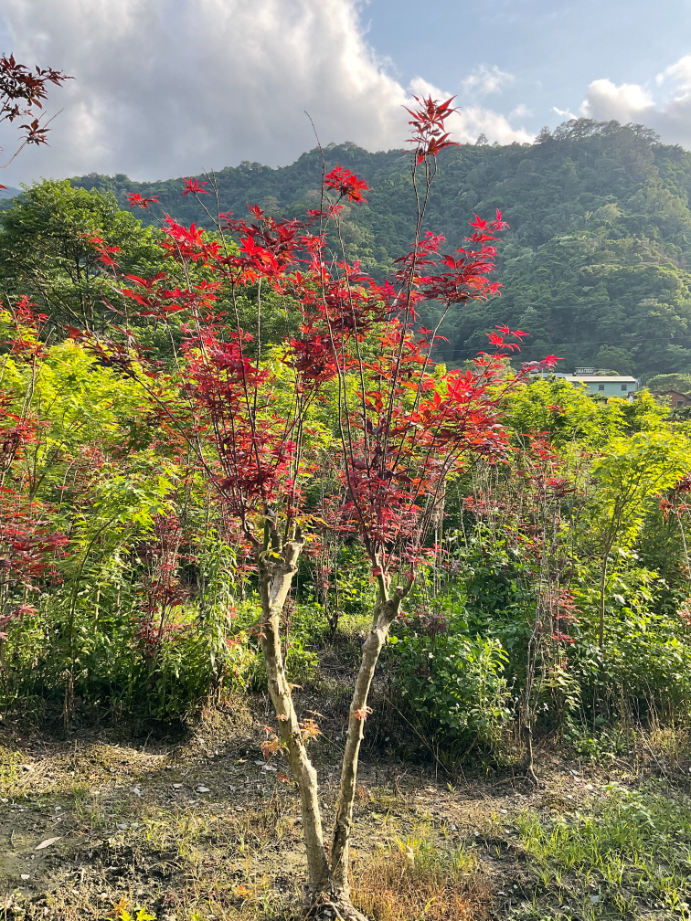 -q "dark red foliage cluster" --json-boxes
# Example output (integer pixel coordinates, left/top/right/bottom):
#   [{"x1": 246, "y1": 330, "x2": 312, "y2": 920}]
[
  {"x1": 405, "y1": 95, "x2": 458, "y2": 162},
  {"x1": 76, "y1": 96, "x2": 560, "y2": 588},
  {"x1": 659, "y1": 472, "x2": 691, "y2": 520},
  {"x1": 0, "y1": 53, "x2": 69, "y2": 165},
  {"x1": 323, "y1": 166, "x2": 370, "y2": 203},
  {"x1": 133, "y1": 513, "x2": 191, "y2": 659},
  {"x1": 127, "y1": 192, "x2": 159, "y2": 210},
  {"x1": 548, "y1": 589, "x2": 578, "y2": 644},
  {"x1": 406, "y1": 608, "x2": 450, "y2": 637},
  {"x1": 673, "y1": 473, "x2": 691, "y2": 496}
]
